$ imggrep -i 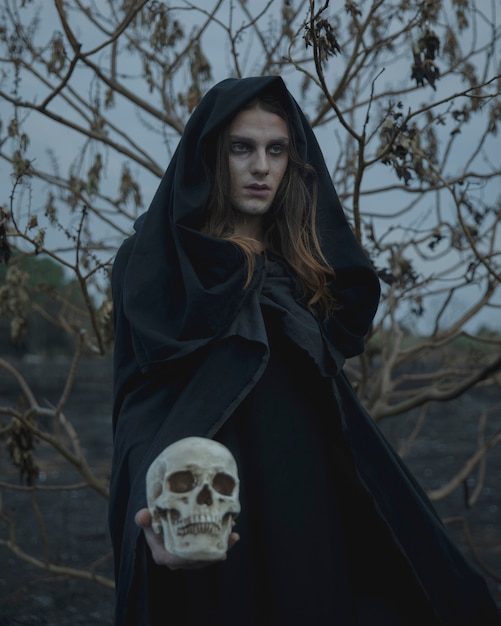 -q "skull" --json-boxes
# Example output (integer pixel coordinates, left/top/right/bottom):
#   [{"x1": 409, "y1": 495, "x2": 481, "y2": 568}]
[{"x1": 146, "y1": 437, "x2": 240, "y2": 561}]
